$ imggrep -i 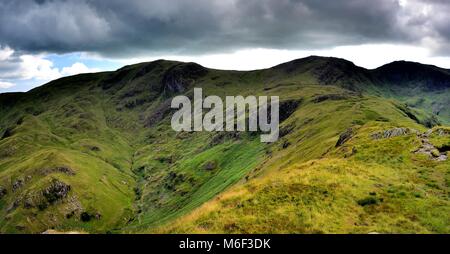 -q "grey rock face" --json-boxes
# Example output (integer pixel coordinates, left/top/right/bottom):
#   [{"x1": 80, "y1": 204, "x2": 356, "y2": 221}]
[
  {"x1": 43, "y1": 179, "x2": 71, "y2": 204},
  {"x1": 161, "y1": 63, "x2": 207, "y2": 95},
  {"x1": 336, "y1": 128, "x2": 354, "y2": 147},
  {"x1": 370, "y1": 128, "x2": 415, "y2": 140}
]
